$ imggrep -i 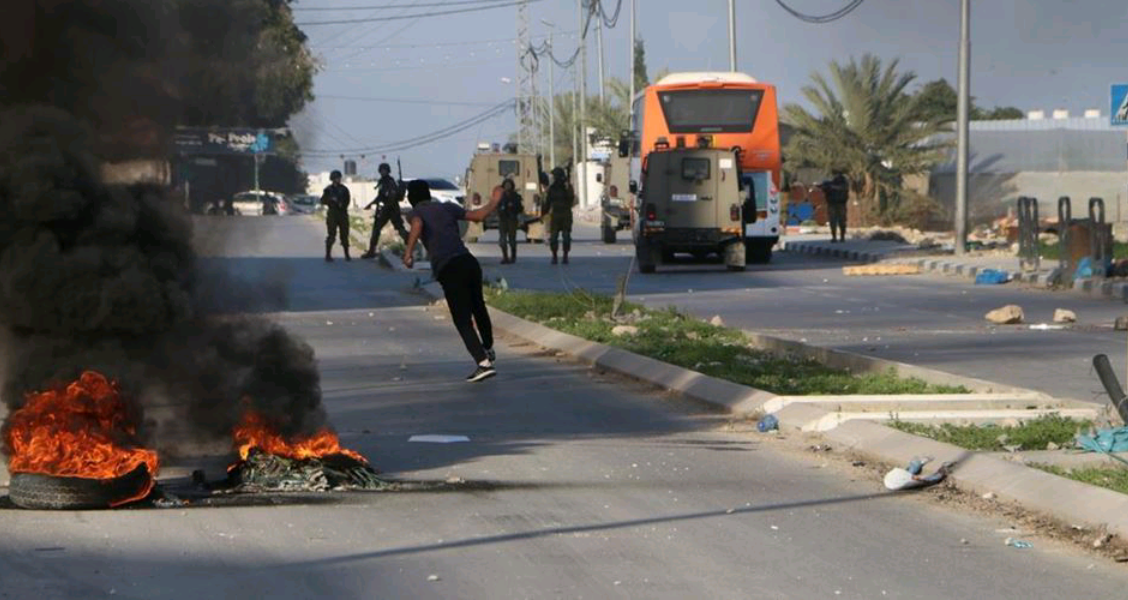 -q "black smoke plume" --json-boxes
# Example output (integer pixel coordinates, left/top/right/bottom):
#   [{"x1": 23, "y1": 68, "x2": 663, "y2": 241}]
[{"x1": 0, "y1": 0, "x2": 329, "y2": 457}]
